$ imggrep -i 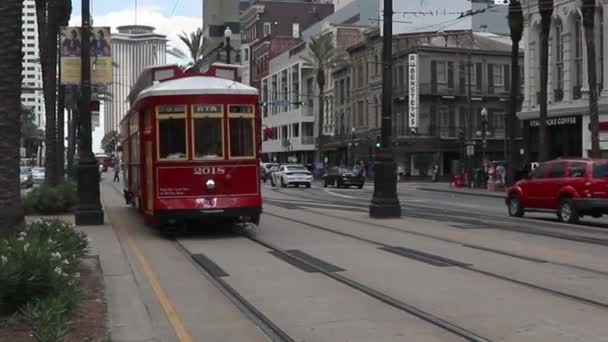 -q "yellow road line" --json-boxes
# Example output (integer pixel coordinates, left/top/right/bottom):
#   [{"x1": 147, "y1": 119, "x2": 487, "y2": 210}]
[{"x1": 123, "y1": 230, "x2": 193, "y2": 342}]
